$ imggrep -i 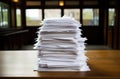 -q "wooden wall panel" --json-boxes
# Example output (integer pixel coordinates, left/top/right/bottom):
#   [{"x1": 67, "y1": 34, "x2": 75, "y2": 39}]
[{"x1": 107, "y1": 29, "x2": 113, "y2": 48}]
